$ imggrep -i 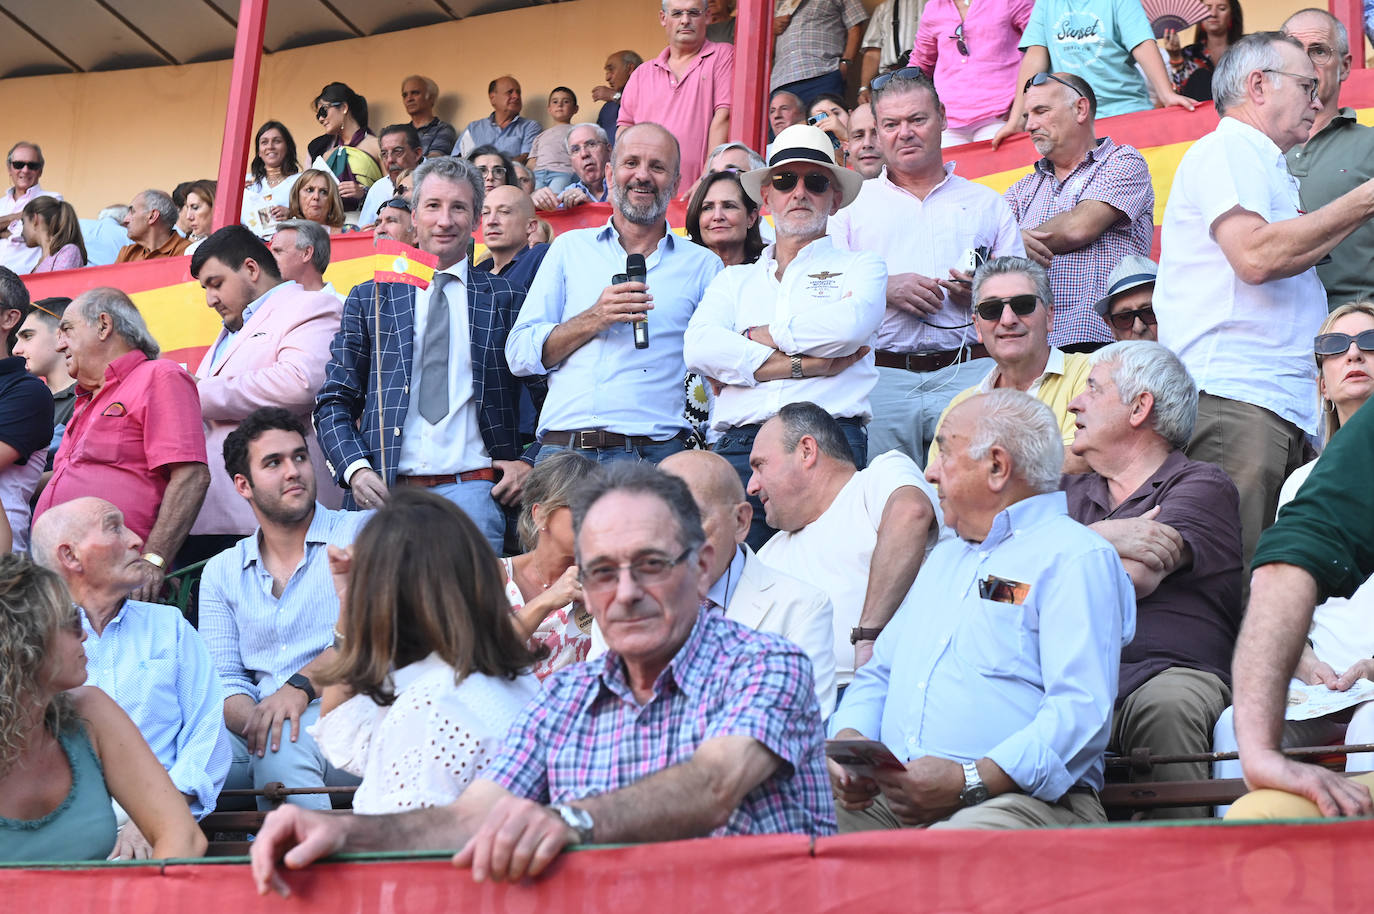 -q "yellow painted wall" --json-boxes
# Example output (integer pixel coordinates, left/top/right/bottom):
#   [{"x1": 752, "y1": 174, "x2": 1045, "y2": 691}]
[{"x1": 0, "y1": 0, "x2": 1355, "y2": 217}]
